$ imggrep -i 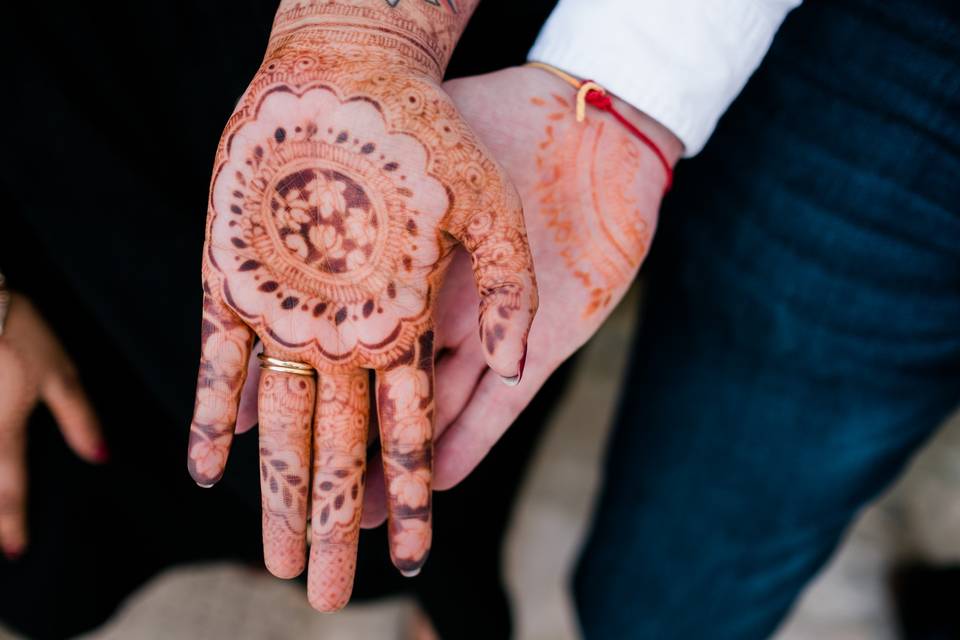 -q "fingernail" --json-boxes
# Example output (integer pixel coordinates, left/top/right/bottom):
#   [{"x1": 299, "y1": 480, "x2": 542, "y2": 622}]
[
  {"x1": 93, "y1": 444, "x2": 110, "y2": 463},
  {"x1": 401, "y1": 568, "x2": 421, "y2": 578},
  {"x1": 4, "y1": 547, "x2": 23, "y2": 561},
  {"x1": 499, "y1": 346, "x2": 527, "y2": 387},
  {"x1": 197, "y1": 482, "x2": 215, "y2": 489}
]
